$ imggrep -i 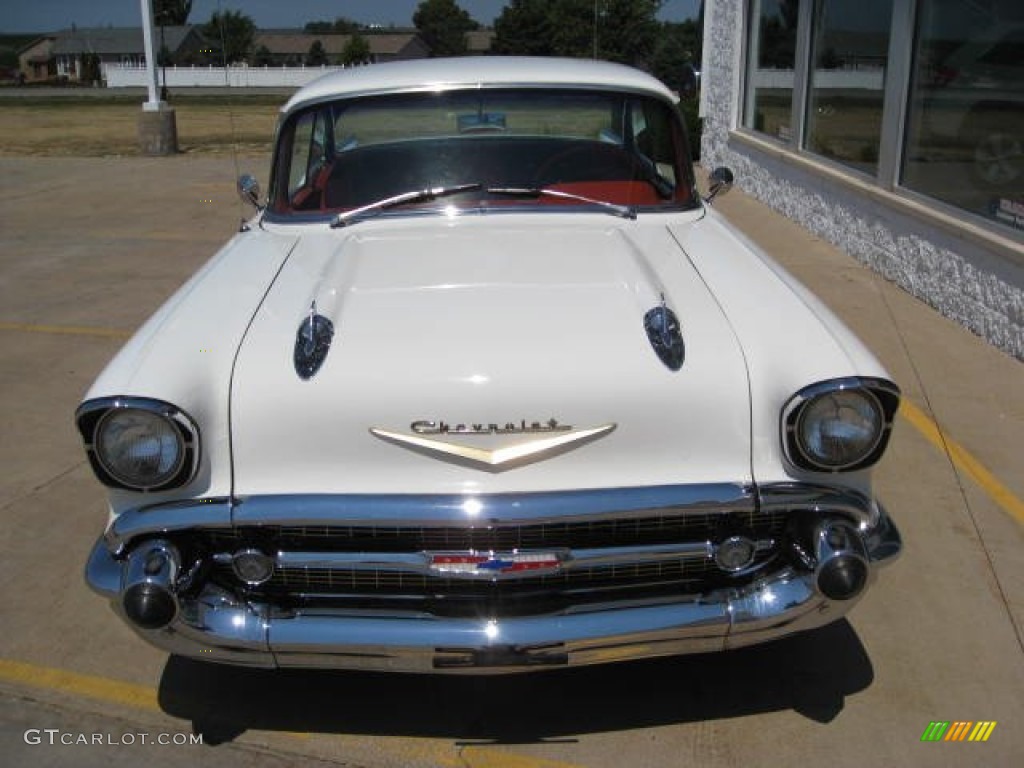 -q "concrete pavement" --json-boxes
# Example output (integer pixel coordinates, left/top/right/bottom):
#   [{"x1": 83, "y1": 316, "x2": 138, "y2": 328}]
[{"x1": 0, "y1": 155, "x2": 1021, "y2": 767}]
